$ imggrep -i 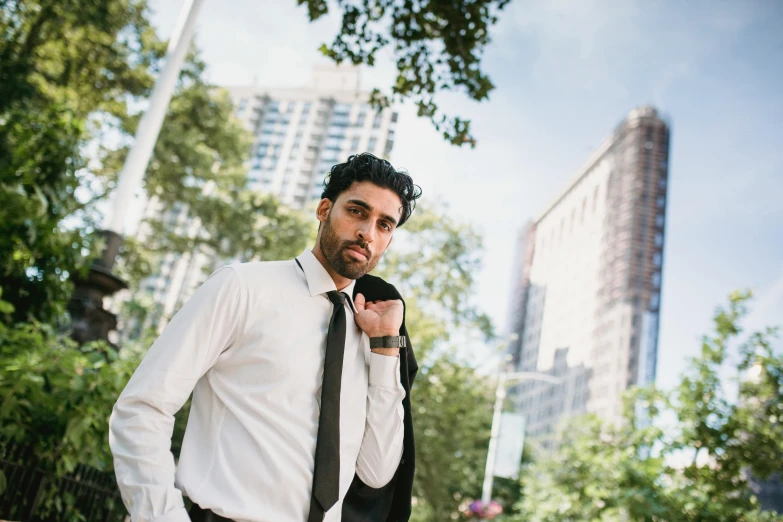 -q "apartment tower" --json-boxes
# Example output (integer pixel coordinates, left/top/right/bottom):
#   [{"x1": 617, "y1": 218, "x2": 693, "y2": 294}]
[{"x1": 507, "y1": 106, "x2": 671, "y2": 450}]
